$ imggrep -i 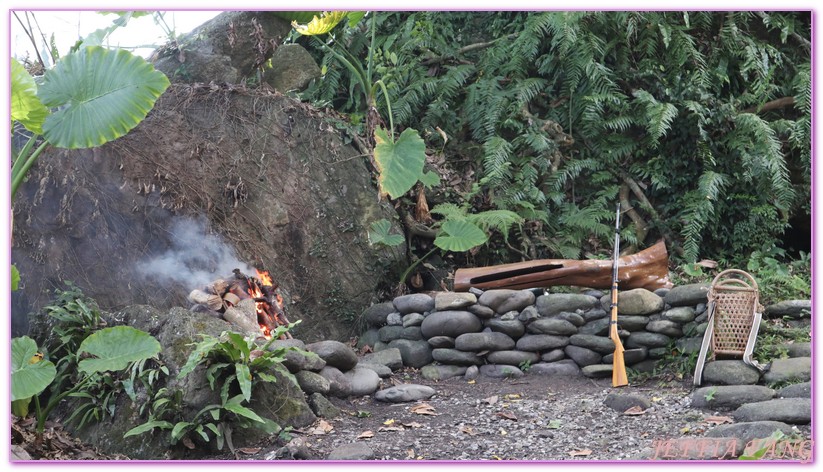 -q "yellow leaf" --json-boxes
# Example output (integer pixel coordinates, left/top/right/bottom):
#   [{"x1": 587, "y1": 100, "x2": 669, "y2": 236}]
[
  {"x1": 357, "y1": 431, "x2": 374, "y2": 439},
  {"x1": 680, "y1": 426, "x2": 691, "y2": 434},
  {"x1": 29, "y1": 352, "x2": 44, "y2": 364},
  {"x1": 504, "y1": 393, "x2": 521, "y2": 400},
  {"x1": 410, "y1": 403, "x2": 437, "y2": 416},
  {"x1": 570, "y1": 449, "x2": 593, "y2": 457},
  {"x1": 652, "y1": 396, "x2": 663, "y2": 402},
  {"x1": 383, "y1": 418, "x2": 395, "y2": 426},
  {"x1": 500, "y1": 429, "x2": 507, "y2": 436},
  {"x1": 467, "y1": 380, "x2": 476, "y2": 384}
]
